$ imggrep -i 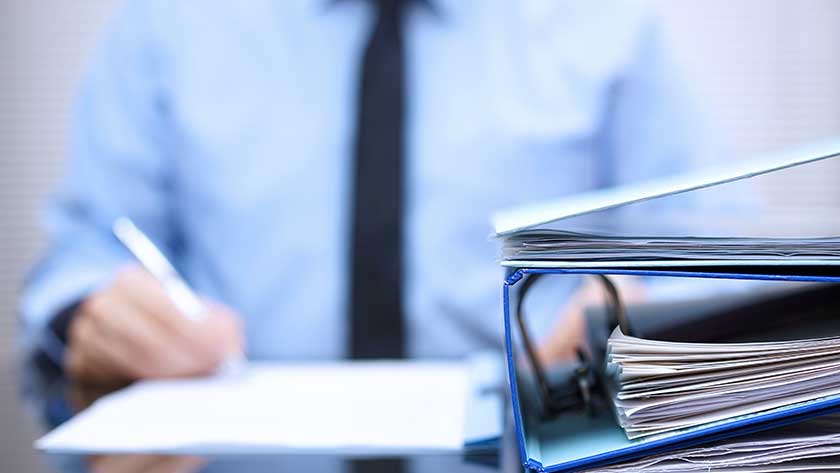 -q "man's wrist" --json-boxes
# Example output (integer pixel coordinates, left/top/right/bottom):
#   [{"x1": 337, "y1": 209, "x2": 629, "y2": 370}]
[{"x1": 48, "y1": 301, "x2": 80, "y2": 345}]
